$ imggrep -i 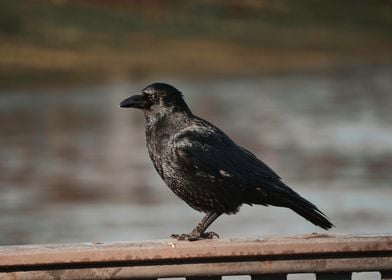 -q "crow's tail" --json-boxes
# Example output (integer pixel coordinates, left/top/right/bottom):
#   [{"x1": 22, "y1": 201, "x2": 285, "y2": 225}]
[
  {"x1": 252, "y1": 182, "x2": 335, "y2": 230},
  {"x1": 279, "y1": 191, "x2": 334, "y2": 230}
]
